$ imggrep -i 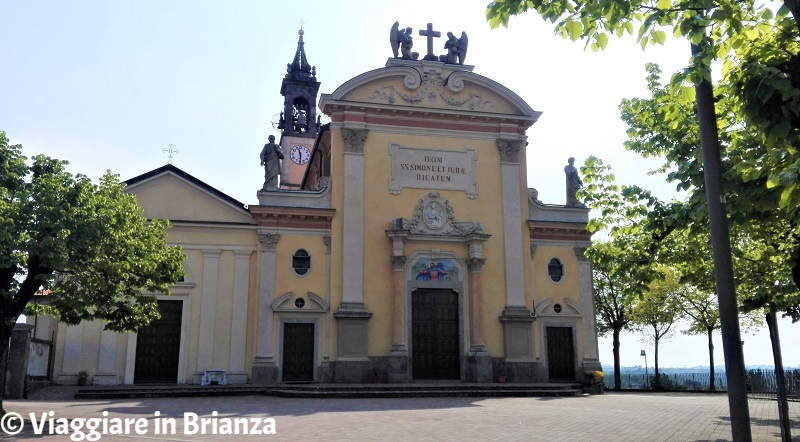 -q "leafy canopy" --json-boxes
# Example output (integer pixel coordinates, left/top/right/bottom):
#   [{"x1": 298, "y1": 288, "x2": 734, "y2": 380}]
[{"x1": 0, "y1": 131, "x2": 184, "y2": 331}]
